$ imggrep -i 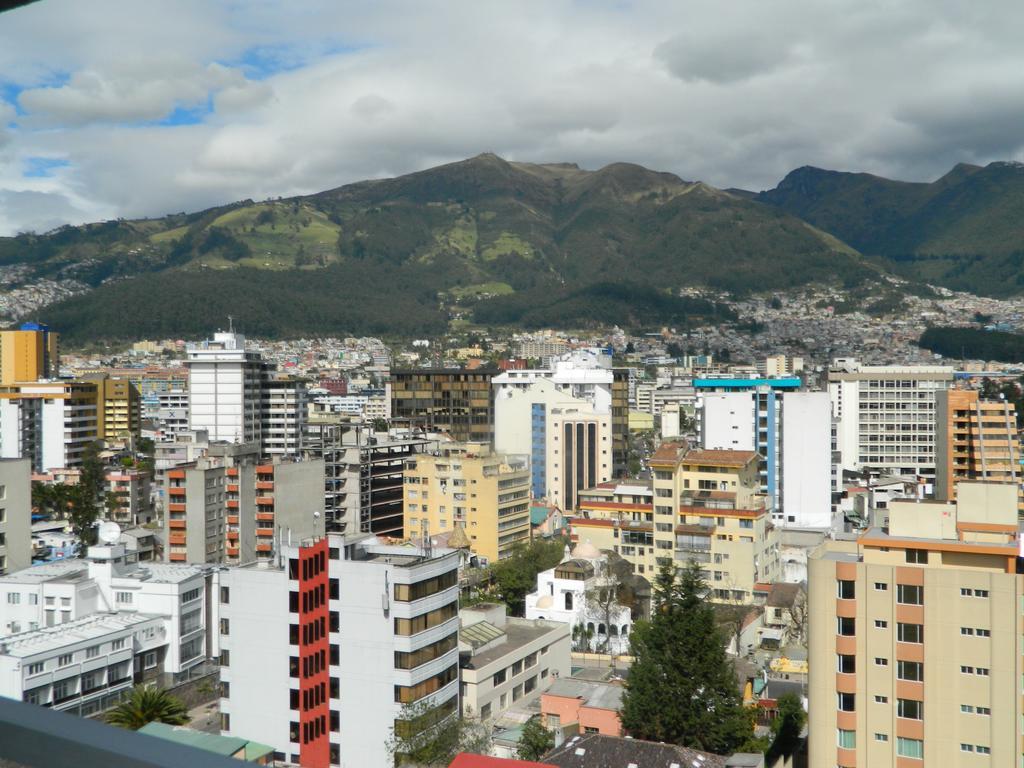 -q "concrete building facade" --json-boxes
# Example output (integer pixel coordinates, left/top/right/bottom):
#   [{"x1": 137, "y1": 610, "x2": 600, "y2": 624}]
[
  {"x1": 390, "y1": 369, "x2": 496, "y2": 444},
  {"x1": 404, "y1": 443, "x2": 530, "y2": 563},
  {"x1": 808, "y1": 482, "x2": 1023, "y2": 768},
  {"x1": 0, "y1": 458, "x2": 31, "y2": 576},
  {"x1": 700, "y1": 389, "x2": 832, "y2": 528},
  {"x1": 187, "y1": 332, "x2": 270, "y2": 445}
]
